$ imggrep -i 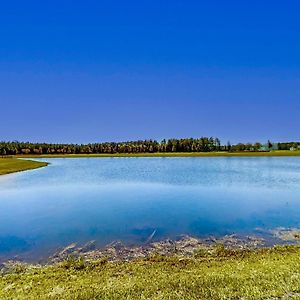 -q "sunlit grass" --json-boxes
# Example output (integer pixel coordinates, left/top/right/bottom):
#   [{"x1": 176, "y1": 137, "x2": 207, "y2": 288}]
[
  {"x1": 1, "y1": 246, "x2": 300, "y2": 299},
  {"x1": 0, "y1": 158, "x2": 48, "y2": 175}
]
